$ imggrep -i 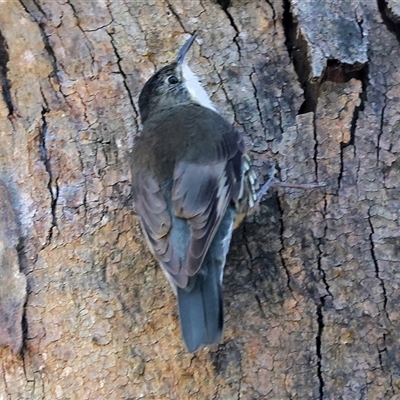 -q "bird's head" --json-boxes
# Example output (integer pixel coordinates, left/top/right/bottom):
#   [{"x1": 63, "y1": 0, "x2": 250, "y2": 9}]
[{"x1": 138, "y1": 32, "x2": 216, "y2": 124}]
